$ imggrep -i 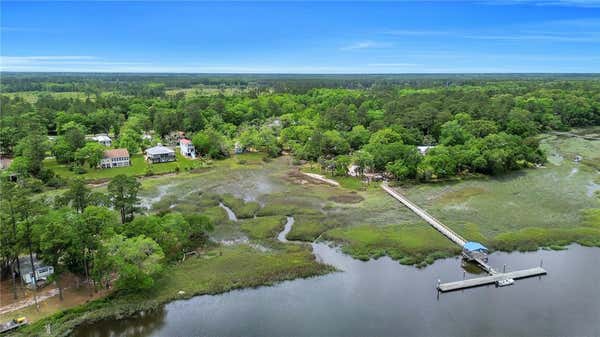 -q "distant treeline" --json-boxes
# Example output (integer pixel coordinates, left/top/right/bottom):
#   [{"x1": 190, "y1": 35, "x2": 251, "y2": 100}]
[{"x1": 2, "y1": 72, "x2": 600, "y2": 95}]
